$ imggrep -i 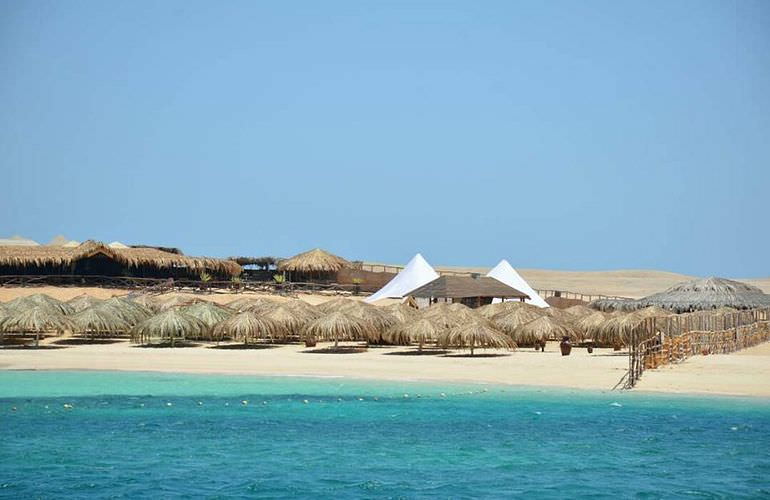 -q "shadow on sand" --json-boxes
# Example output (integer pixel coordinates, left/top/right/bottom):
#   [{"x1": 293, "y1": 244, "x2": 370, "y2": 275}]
[
  {"x1": 133, "y1": 342, "x2": 201, "y2": 349},
  {"x1": 385, "y1": 349, "x2": 451, "y2": 356},
  {"x1": 442, "y1": 353, "x2": 511, "y2": 358},
  {"x1": 302, "y1": 346, "x2": 367, "y2": 354},
  {"x1": 0, "y1": 344, "x2": 68, "y2": 350},
  {"x1": 209, "y1": 344, "x2": 281, "y2": 350},
  {"x1": 53, "y1": 338, "x2": 126, "y2": 346}
]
